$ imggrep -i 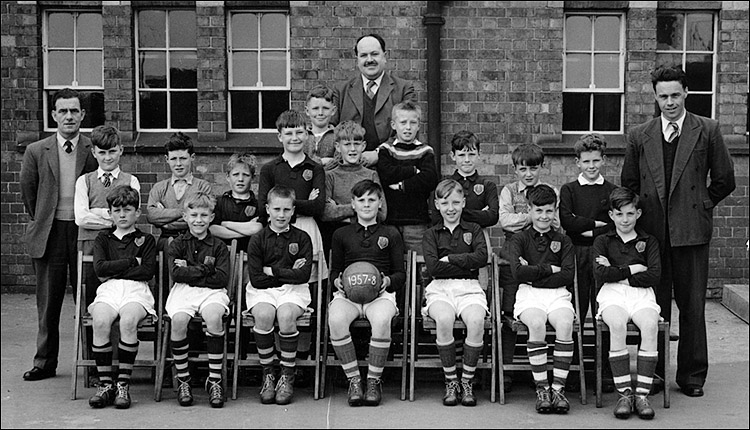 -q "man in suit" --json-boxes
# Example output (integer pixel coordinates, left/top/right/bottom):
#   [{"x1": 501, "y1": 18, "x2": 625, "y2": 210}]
[
  {"x1": 621, "y1": 66, "x2": 735, "y2": 398},
  {"x1": 20, "y1": 88, "x2": 98, "y2": 380},
  {"x1": 332, "y1": 33, "x2": 416, "y2": 166}
]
